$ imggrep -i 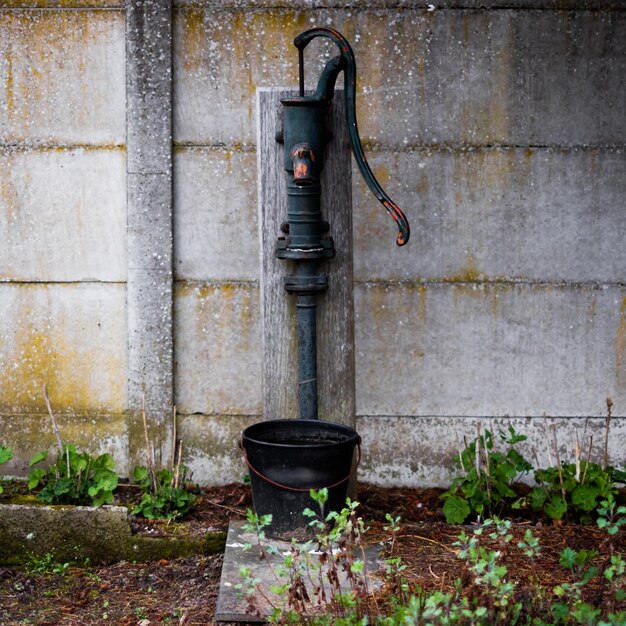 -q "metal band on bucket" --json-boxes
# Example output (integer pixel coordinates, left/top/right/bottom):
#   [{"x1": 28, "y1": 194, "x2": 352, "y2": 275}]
[{"x1": 239, "y1": 438, "x2": 361, "y2": 493}]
